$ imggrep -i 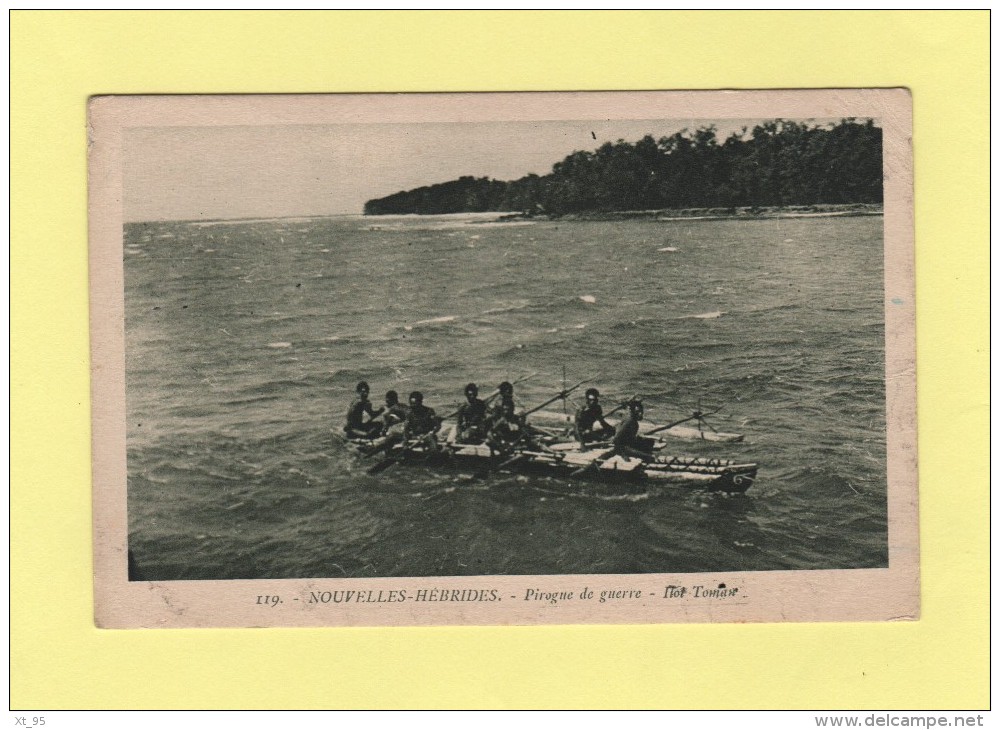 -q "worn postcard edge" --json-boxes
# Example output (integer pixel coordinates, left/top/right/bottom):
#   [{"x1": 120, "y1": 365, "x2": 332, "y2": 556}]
[{"x1": 89, "y1": 89, "x2": 917, "y2": 628}]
